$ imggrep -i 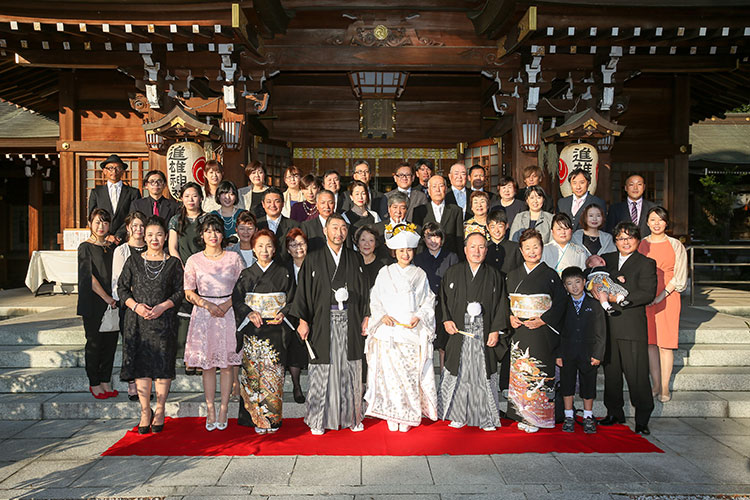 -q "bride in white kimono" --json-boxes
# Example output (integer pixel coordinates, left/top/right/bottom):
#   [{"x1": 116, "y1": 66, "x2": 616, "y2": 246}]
[{"x1": 365, "y1": 223, "x2": 438, "y2": 432}]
